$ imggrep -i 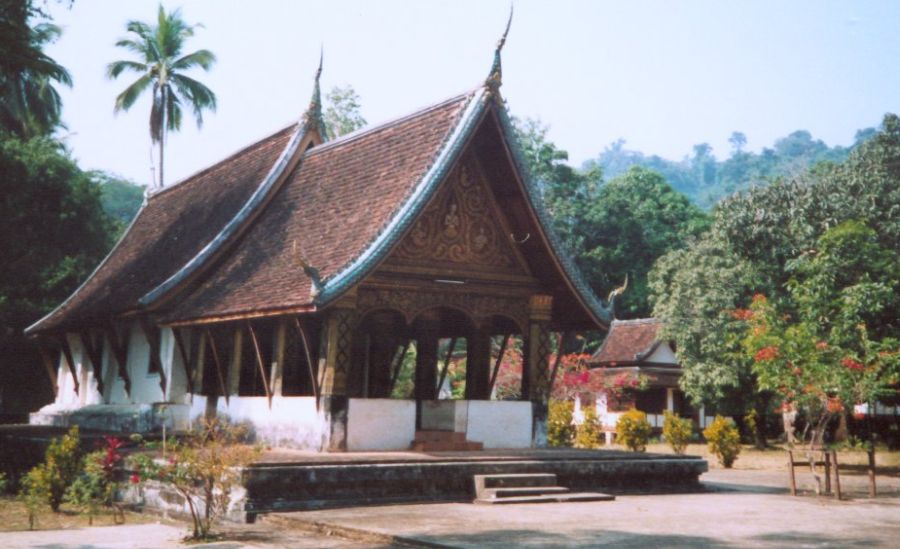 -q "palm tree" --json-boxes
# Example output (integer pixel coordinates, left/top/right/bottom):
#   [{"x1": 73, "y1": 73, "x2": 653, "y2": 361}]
[
  {"x1": 0, "y1": 1, "x2": 72, "y2": 137},
  {"x1": 107, "y1": 5, "x2": 216, "y2": 188}
]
